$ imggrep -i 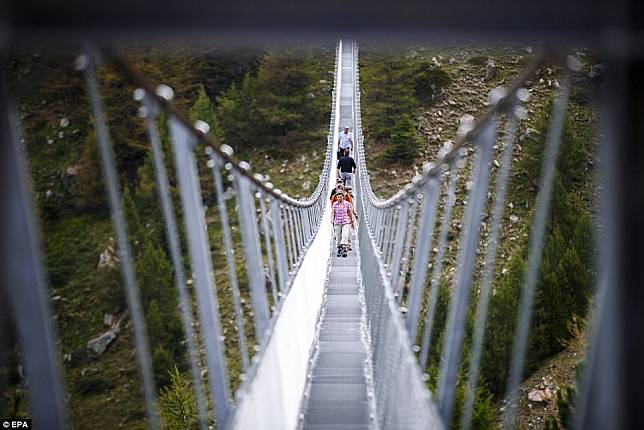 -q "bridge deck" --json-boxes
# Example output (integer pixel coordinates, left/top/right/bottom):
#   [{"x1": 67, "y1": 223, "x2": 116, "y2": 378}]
[
  {"x1": 299, "y1": 40, "x2": 374, "y2": 430},
  {"x1": 300, "y1": 240, "x2": 373, "y2": 430}
]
